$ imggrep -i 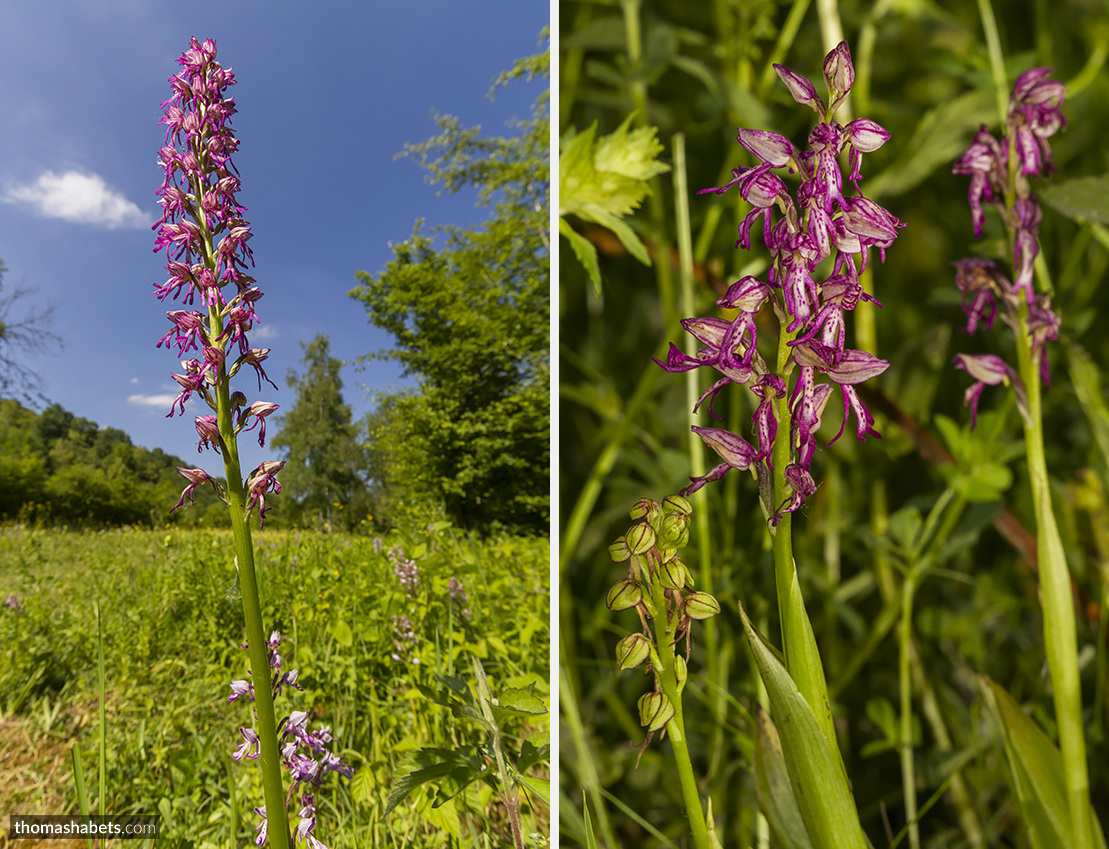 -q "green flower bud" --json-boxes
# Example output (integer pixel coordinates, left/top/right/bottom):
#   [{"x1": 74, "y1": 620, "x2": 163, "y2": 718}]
[
  {"x1": 662, "y1": 494, "x2": 692, "y2": 516},
  {"x1": 658, "y1": 556, "x2": 688, "y2": 591},
  {"x1": 673, "y1": 653, "x2": 688, "y2": 693},
  {"x1": 626, "y1": 523, "x2": 656, "y2": 556},
  {"x1": 608, "y1": 536, "x2": 631, "y2": 563},
  {"x1": 606, "y1": 579, "x2": 643, "y2": 611},
  {"x1": 684, "y1": 591, "x2": 721, "y2": 620},
  {"x1": 637, "y1": 691, "x2": 675, "y2": 732},
  {"x1": 658, "y1": 512, "x2": 688, "y2": 546},
  {"x1": 629, "y1": 498, "x2": 657, "y2": 520},
  {"x1": 615, "y1": 633, "x2": 653, "y2": 670}
]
